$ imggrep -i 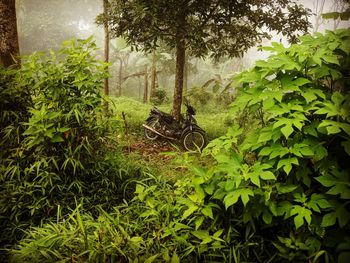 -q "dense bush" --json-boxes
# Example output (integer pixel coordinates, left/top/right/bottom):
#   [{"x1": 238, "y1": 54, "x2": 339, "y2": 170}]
[
  {"x1": 150, "y1": 89, "x2": 169, "y2": 105},
  {"x1": 0, "y1": 38, "x2": 133, "y2": 254},
  {"x1": 202, "y1": 29, "x2": 350, "y2": 261},
  {"x1": 8, "y1": 30, "x2": 350, "y2": 262}
]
